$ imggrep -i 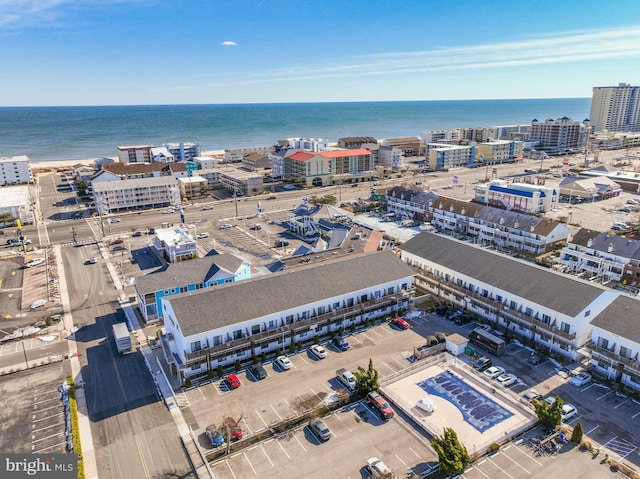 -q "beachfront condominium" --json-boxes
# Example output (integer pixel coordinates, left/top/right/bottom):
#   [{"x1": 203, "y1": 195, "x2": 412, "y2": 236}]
[
  {"x1": 528, "y1": 117, "x2": 589, "y2": 155},
  {"x1": 0, "y1": 155, "x2": 32, "y2": 186},
  {"x1": 590, "y1": 83, "x2": 640, "y2": 133}
]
